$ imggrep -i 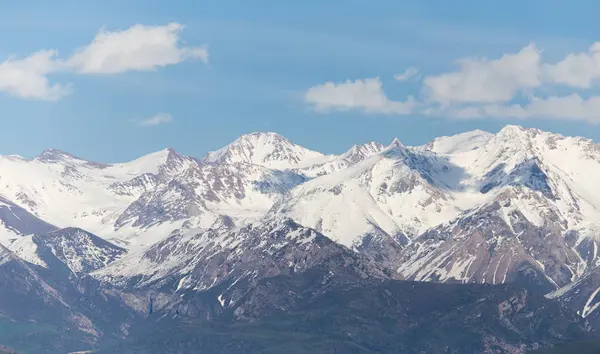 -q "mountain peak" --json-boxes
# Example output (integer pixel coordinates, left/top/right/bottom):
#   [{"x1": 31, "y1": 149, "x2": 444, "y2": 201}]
[
  {"x1": 35, "y1": 148, "x2": 77, "y2": 162},
  {"x1": 202, "y1": 132, "x2": 326, "y2": 169},
  {"x1": 341, "y1": 141, "x2": 385, "y2": 163},
  {"x1": 162, "y1": 147, "x2": 185, "y2": 161},
  {"x1": 241, "y1": 131, "x2": 287, "y2": 140},
  {"x1": 389, "y1": 138, "x2": 403, "y2": 147},
  {"x1": 382, "y1": 138, "x2": 406, "y2": 155},
  {"x1": 499, "y1": 124, "x2": 525, "y2": 133},
  {"x1": 33, "y1": 149, "x2": 106, "y2": 168},
  {"x1": 496, "y1": 125, "x2": 542, "y2": 139}
]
